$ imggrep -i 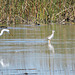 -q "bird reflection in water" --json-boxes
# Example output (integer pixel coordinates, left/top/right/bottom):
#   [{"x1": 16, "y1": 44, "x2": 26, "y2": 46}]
[
  {"x1": 0, "y1": 59, "x2": 9, "y2": 67},
  {"x1": 48, "y1": 41, "x2": 54, "y2": 53}
]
